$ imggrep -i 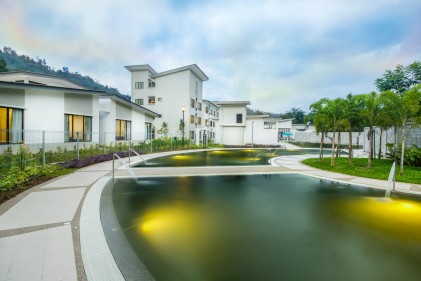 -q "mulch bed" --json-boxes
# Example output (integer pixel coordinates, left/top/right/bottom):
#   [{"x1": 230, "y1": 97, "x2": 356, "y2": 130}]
[{"x1": 0, "y1": 176, "x2": 55, "y2": 205}]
